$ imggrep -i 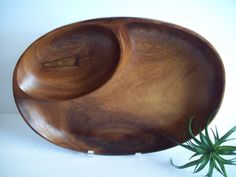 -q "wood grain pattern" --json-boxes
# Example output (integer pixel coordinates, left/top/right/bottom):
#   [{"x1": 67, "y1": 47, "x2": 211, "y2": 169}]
[{"x1": 13, "y1": 17, "x2": 225, "y2": 155}]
